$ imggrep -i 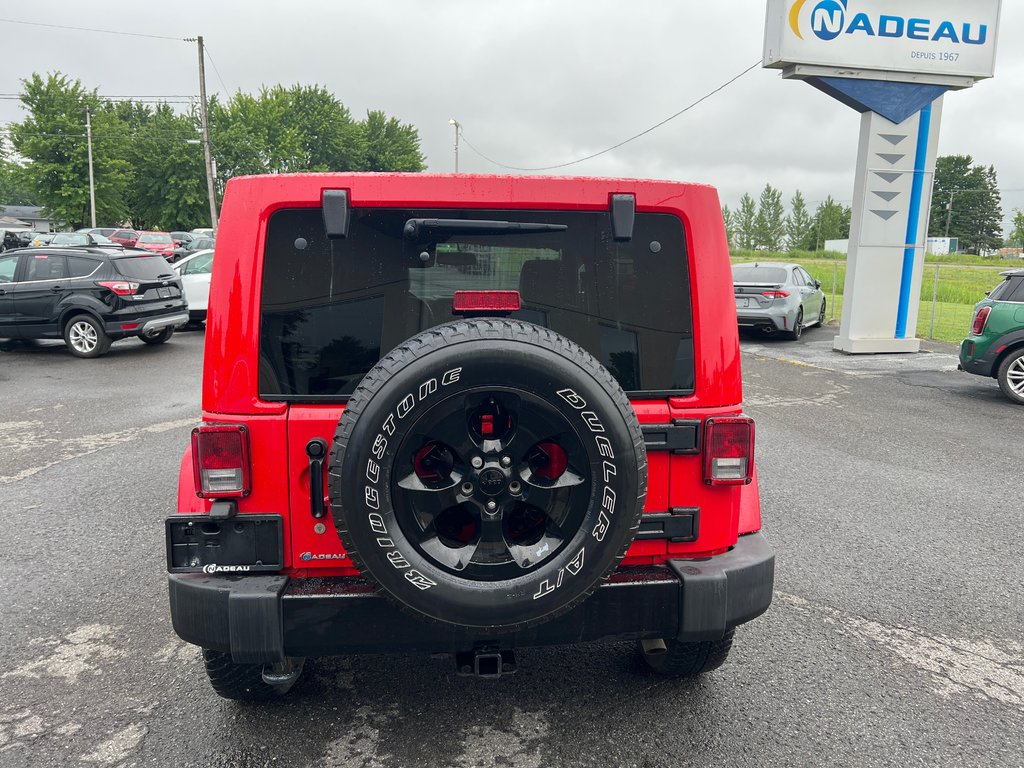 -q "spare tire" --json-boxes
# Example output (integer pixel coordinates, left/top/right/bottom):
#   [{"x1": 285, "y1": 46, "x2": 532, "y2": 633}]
[{"x1": 328, "y1": 319, "x2": 647, "y2": 633}]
